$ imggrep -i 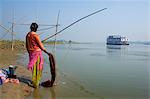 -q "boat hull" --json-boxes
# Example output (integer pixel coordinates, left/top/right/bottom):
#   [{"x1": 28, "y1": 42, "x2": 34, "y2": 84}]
[{"x1": 106, "y1": 43, "x2": 129, "y2": 45}]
